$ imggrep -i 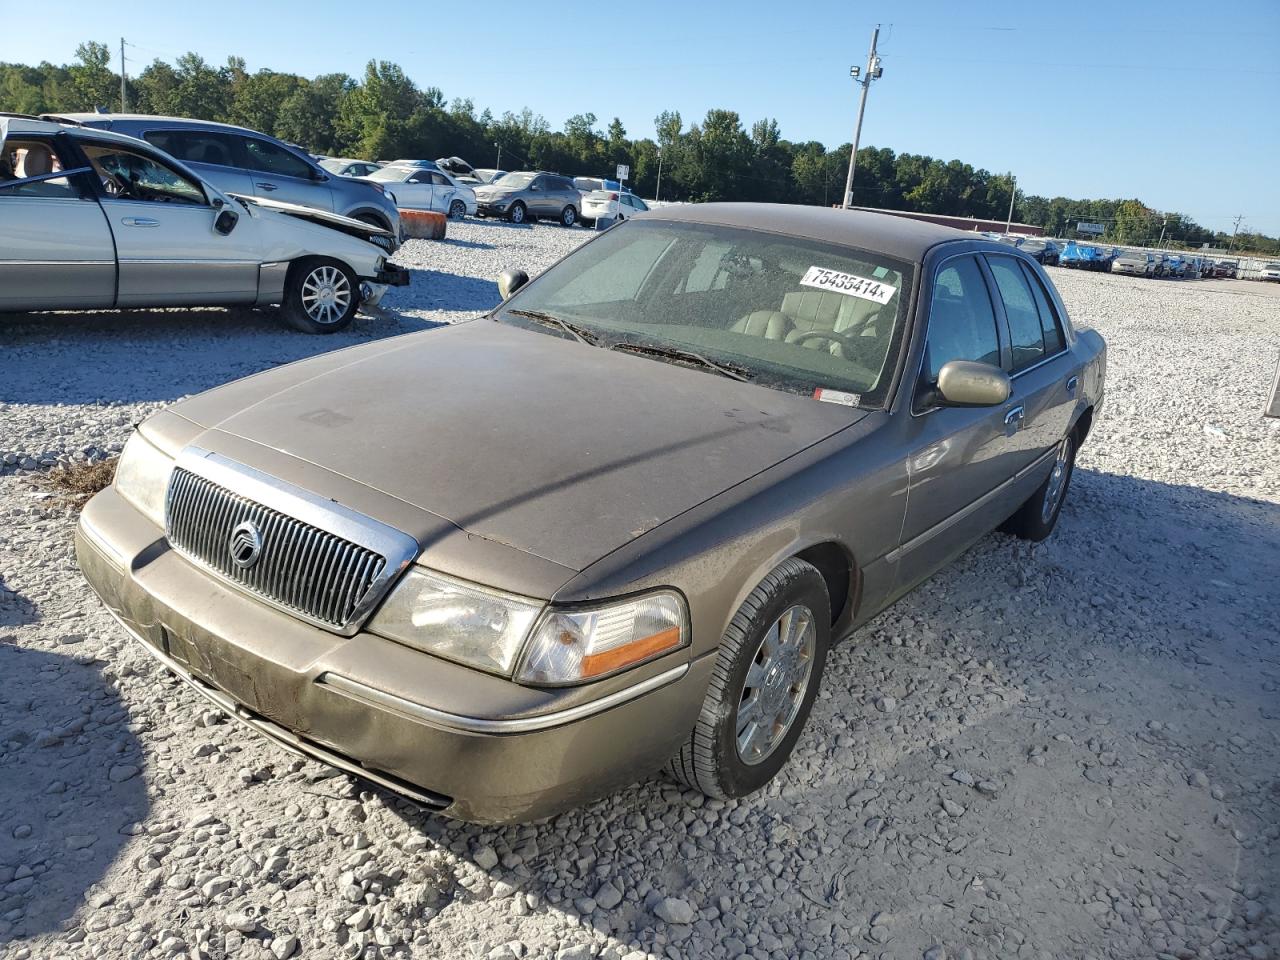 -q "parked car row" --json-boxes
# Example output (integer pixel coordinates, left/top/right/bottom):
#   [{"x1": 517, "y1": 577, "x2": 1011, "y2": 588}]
[{"x1": 1, "y1": 114, "x2": 408, "y2": 333}]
